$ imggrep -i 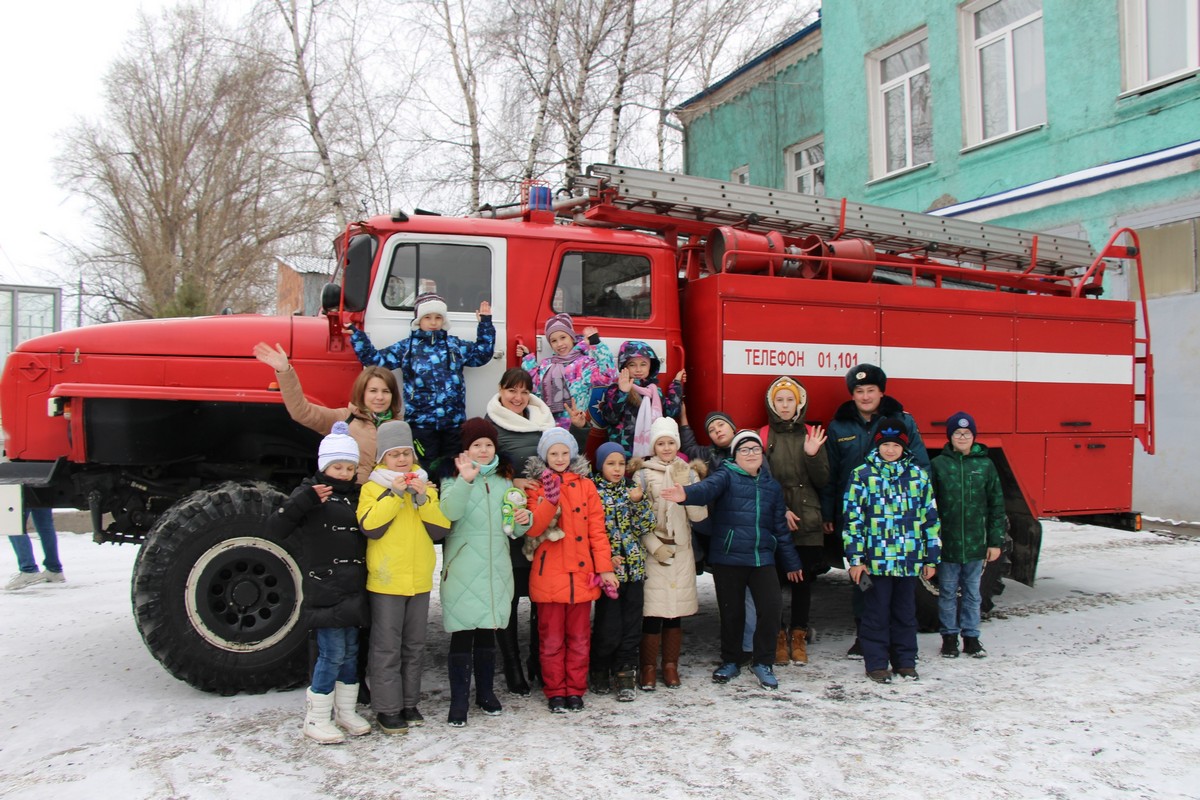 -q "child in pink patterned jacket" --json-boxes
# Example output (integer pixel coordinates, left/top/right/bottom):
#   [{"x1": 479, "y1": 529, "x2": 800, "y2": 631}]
[{"x1": 516, "y1": 314, "x2": 617, "y2": 430}]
